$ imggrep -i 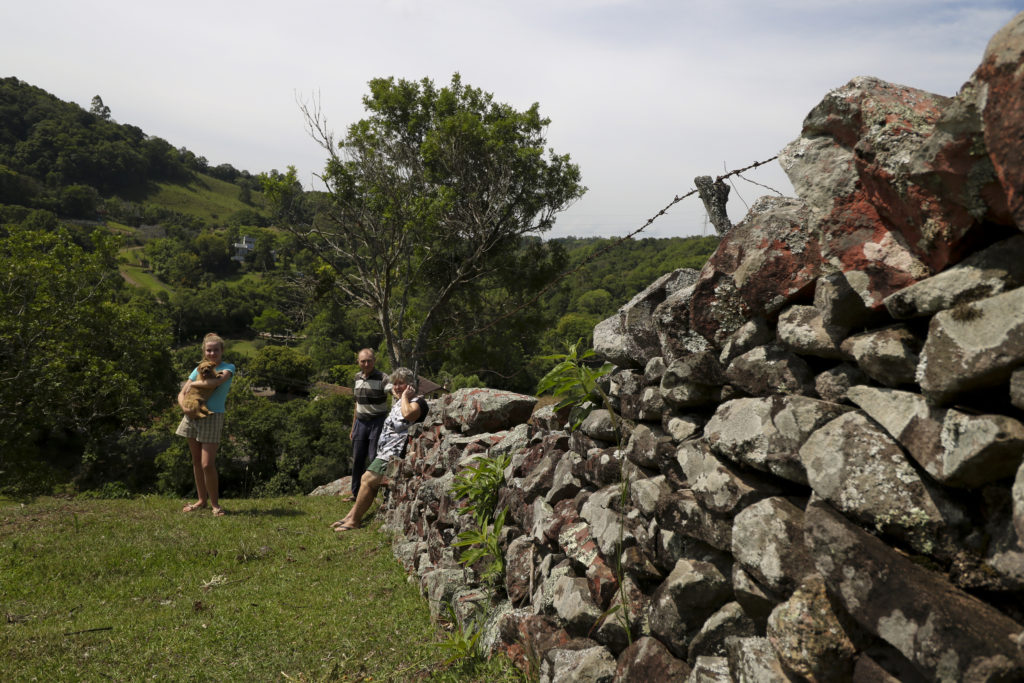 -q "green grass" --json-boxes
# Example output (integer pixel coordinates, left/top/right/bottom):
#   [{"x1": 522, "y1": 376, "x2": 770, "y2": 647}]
[
  {"x1": 150, "y1": 176, "x2": 263, "y2": 224},
  {"x1": 118, "y1": 245, "x2": 145, "y2": 266},
  {"x1": 0, "y1": 496, "x2": 521, "y2": 682},
  {"x1": 105, "y1": 220, "x2": 137, "y2": 237},
  {"x1": 117, "y1": 244, "x2": 173, "y2": 296},
  {"x1": 226, "y1": 338, "x2": 261, "y2": 358},
  {"x1": 120, "y1": 263, "x2": 175, "y2": 296}
]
